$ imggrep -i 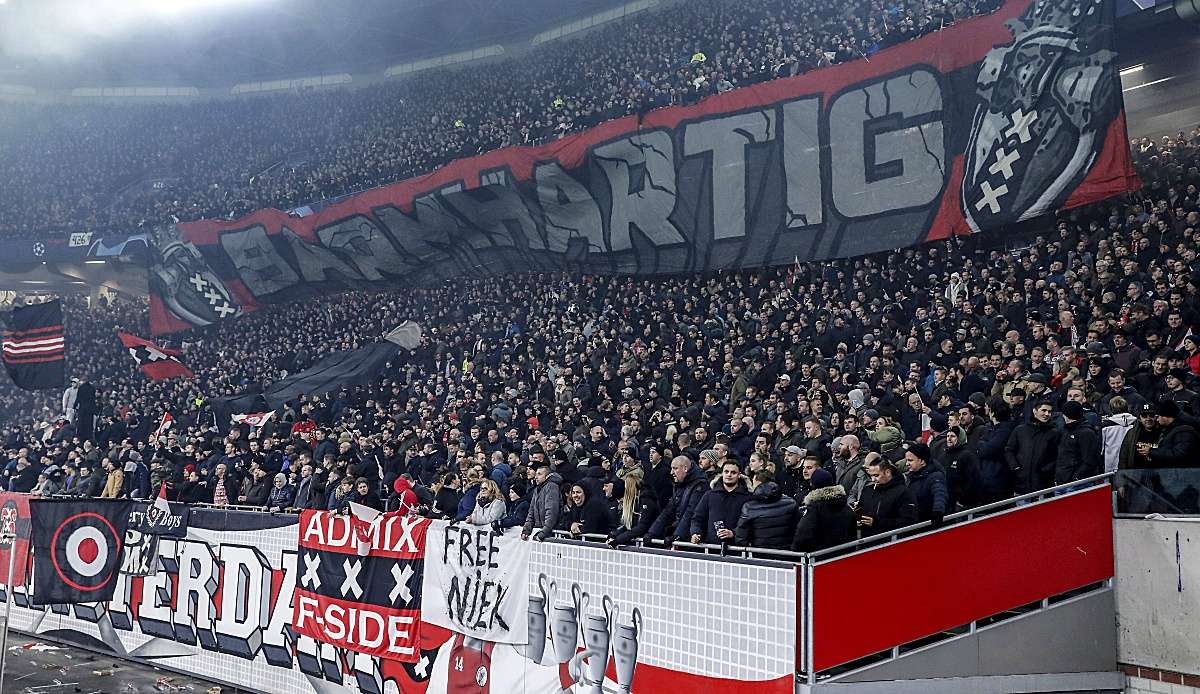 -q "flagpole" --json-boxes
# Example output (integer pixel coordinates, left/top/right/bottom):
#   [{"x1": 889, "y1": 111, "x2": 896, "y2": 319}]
[{"x1": 0, "y1": 530, "x2": 18, "y2": 694}]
